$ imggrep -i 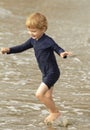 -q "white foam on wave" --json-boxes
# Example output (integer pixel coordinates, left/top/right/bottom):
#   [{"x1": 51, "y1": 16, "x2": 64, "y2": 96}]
[
  {"x1": 7, "y1": 106, "x2": 17, "y2": 112},
  {"x1": 0, "y1": 7, "x2": 13, "y2": 18}
]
